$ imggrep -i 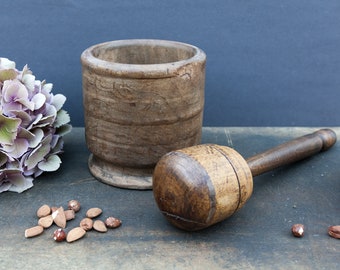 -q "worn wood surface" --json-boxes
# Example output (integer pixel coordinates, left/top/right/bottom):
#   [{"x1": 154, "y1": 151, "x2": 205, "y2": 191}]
[
  {"x1": 0, "y1": 127, "x2": 339, "y2": 269},
  {"x1": 81, "y1": 40, "x2": 205, "y2": 189},
  {"x1": 153, "y1": 144, "x2": 253, "y2": 231},
  {"x1": 153, "y1": 129, "x2": 336, "y2": 231}
]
